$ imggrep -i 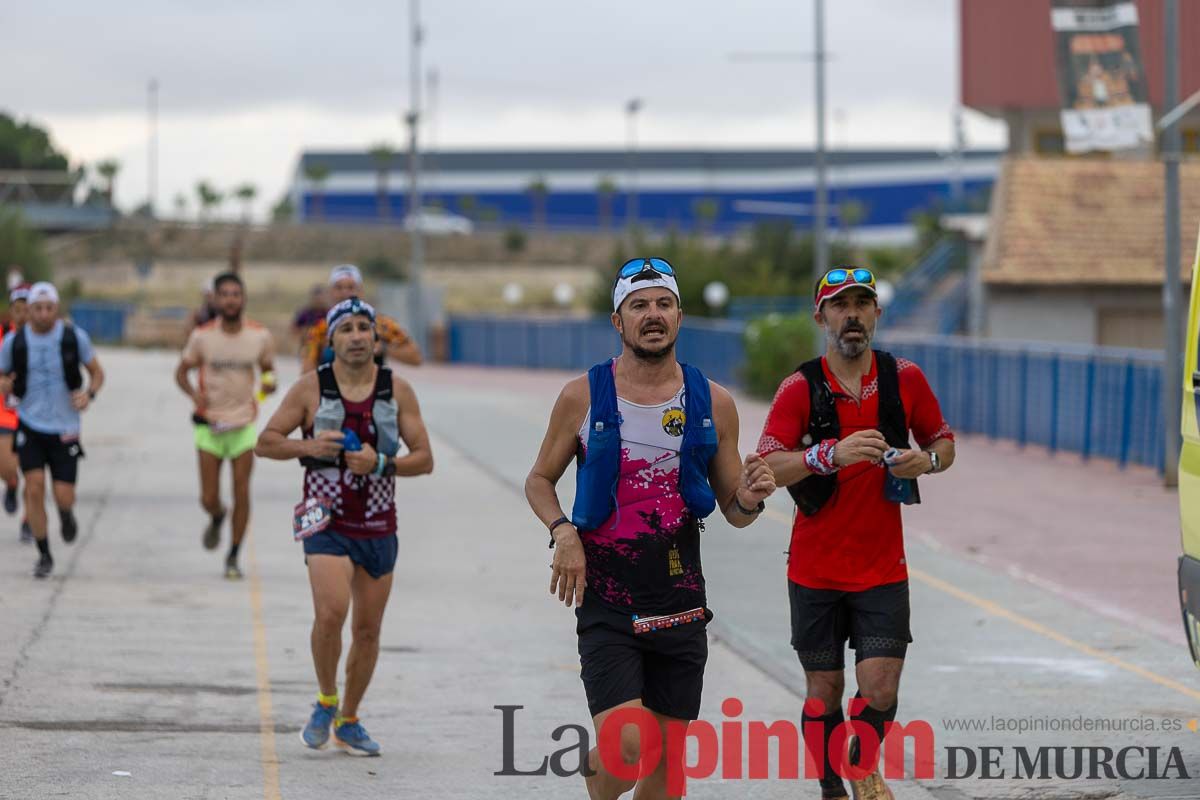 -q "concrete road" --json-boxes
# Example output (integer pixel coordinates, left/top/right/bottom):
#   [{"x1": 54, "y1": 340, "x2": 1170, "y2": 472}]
[{"x1": 0, "y1": 352, "x2": 1196, "y2": 799}]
